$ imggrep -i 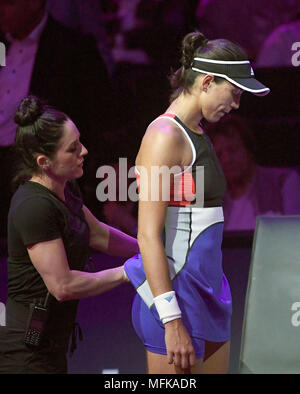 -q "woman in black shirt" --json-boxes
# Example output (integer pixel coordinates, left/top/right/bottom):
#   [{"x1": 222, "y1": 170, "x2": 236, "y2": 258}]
[{"x1": 0, "y1": 96, "x2": 138, "y2": 373}]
